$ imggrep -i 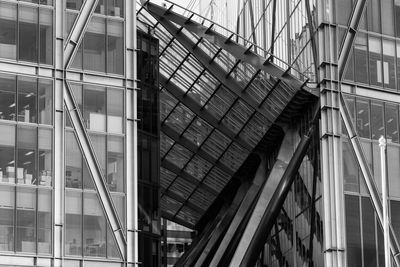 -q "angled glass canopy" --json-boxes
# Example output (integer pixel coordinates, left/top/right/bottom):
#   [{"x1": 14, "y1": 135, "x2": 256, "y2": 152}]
[{"x1": 138, "y1": 0, "x2": 316, "y2": 228}]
